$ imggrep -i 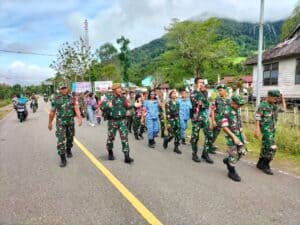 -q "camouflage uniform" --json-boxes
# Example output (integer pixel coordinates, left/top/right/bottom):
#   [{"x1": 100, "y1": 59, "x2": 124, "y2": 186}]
[
  {"x1": 158, "y1": 96, "x2": 166, "y2": 137},
  {"x1": 211, "y1": 96, "x2": 230, "y2": 144},
  {"x1": 256, "y1": 101, "x2": 278, "y2": 160},
  {"x1": 101, "y1": 95, "x2": 130, "y2": 153},
  {"x1": 221, "y1": 104, "x2": 246, "y2": 164},
  {"x1": 165, "y1": 100, "x2": 181, "y2": 148},
  {"x1": 51, "y1": 94, "x2": 78, "y2": 155},
  {"x1": 126, "y1": 97, "x2": 135, "y2": 132},
  {"x1": 190, "y1": 90, "x2": 213, "y2": 155},
  {"x1": 133, "y1": 103, "x2": 145, "y2": 139}
]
